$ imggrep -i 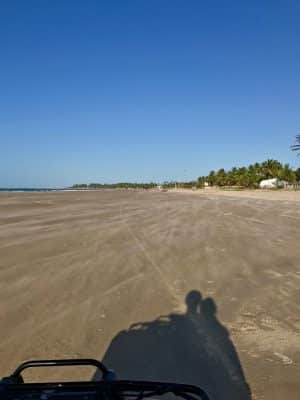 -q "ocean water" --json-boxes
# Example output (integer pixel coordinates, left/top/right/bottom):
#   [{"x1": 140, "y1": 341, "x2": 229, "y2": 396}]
[{"x1": 0, "y1": 188, "x2": 60, "y2": 192}]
